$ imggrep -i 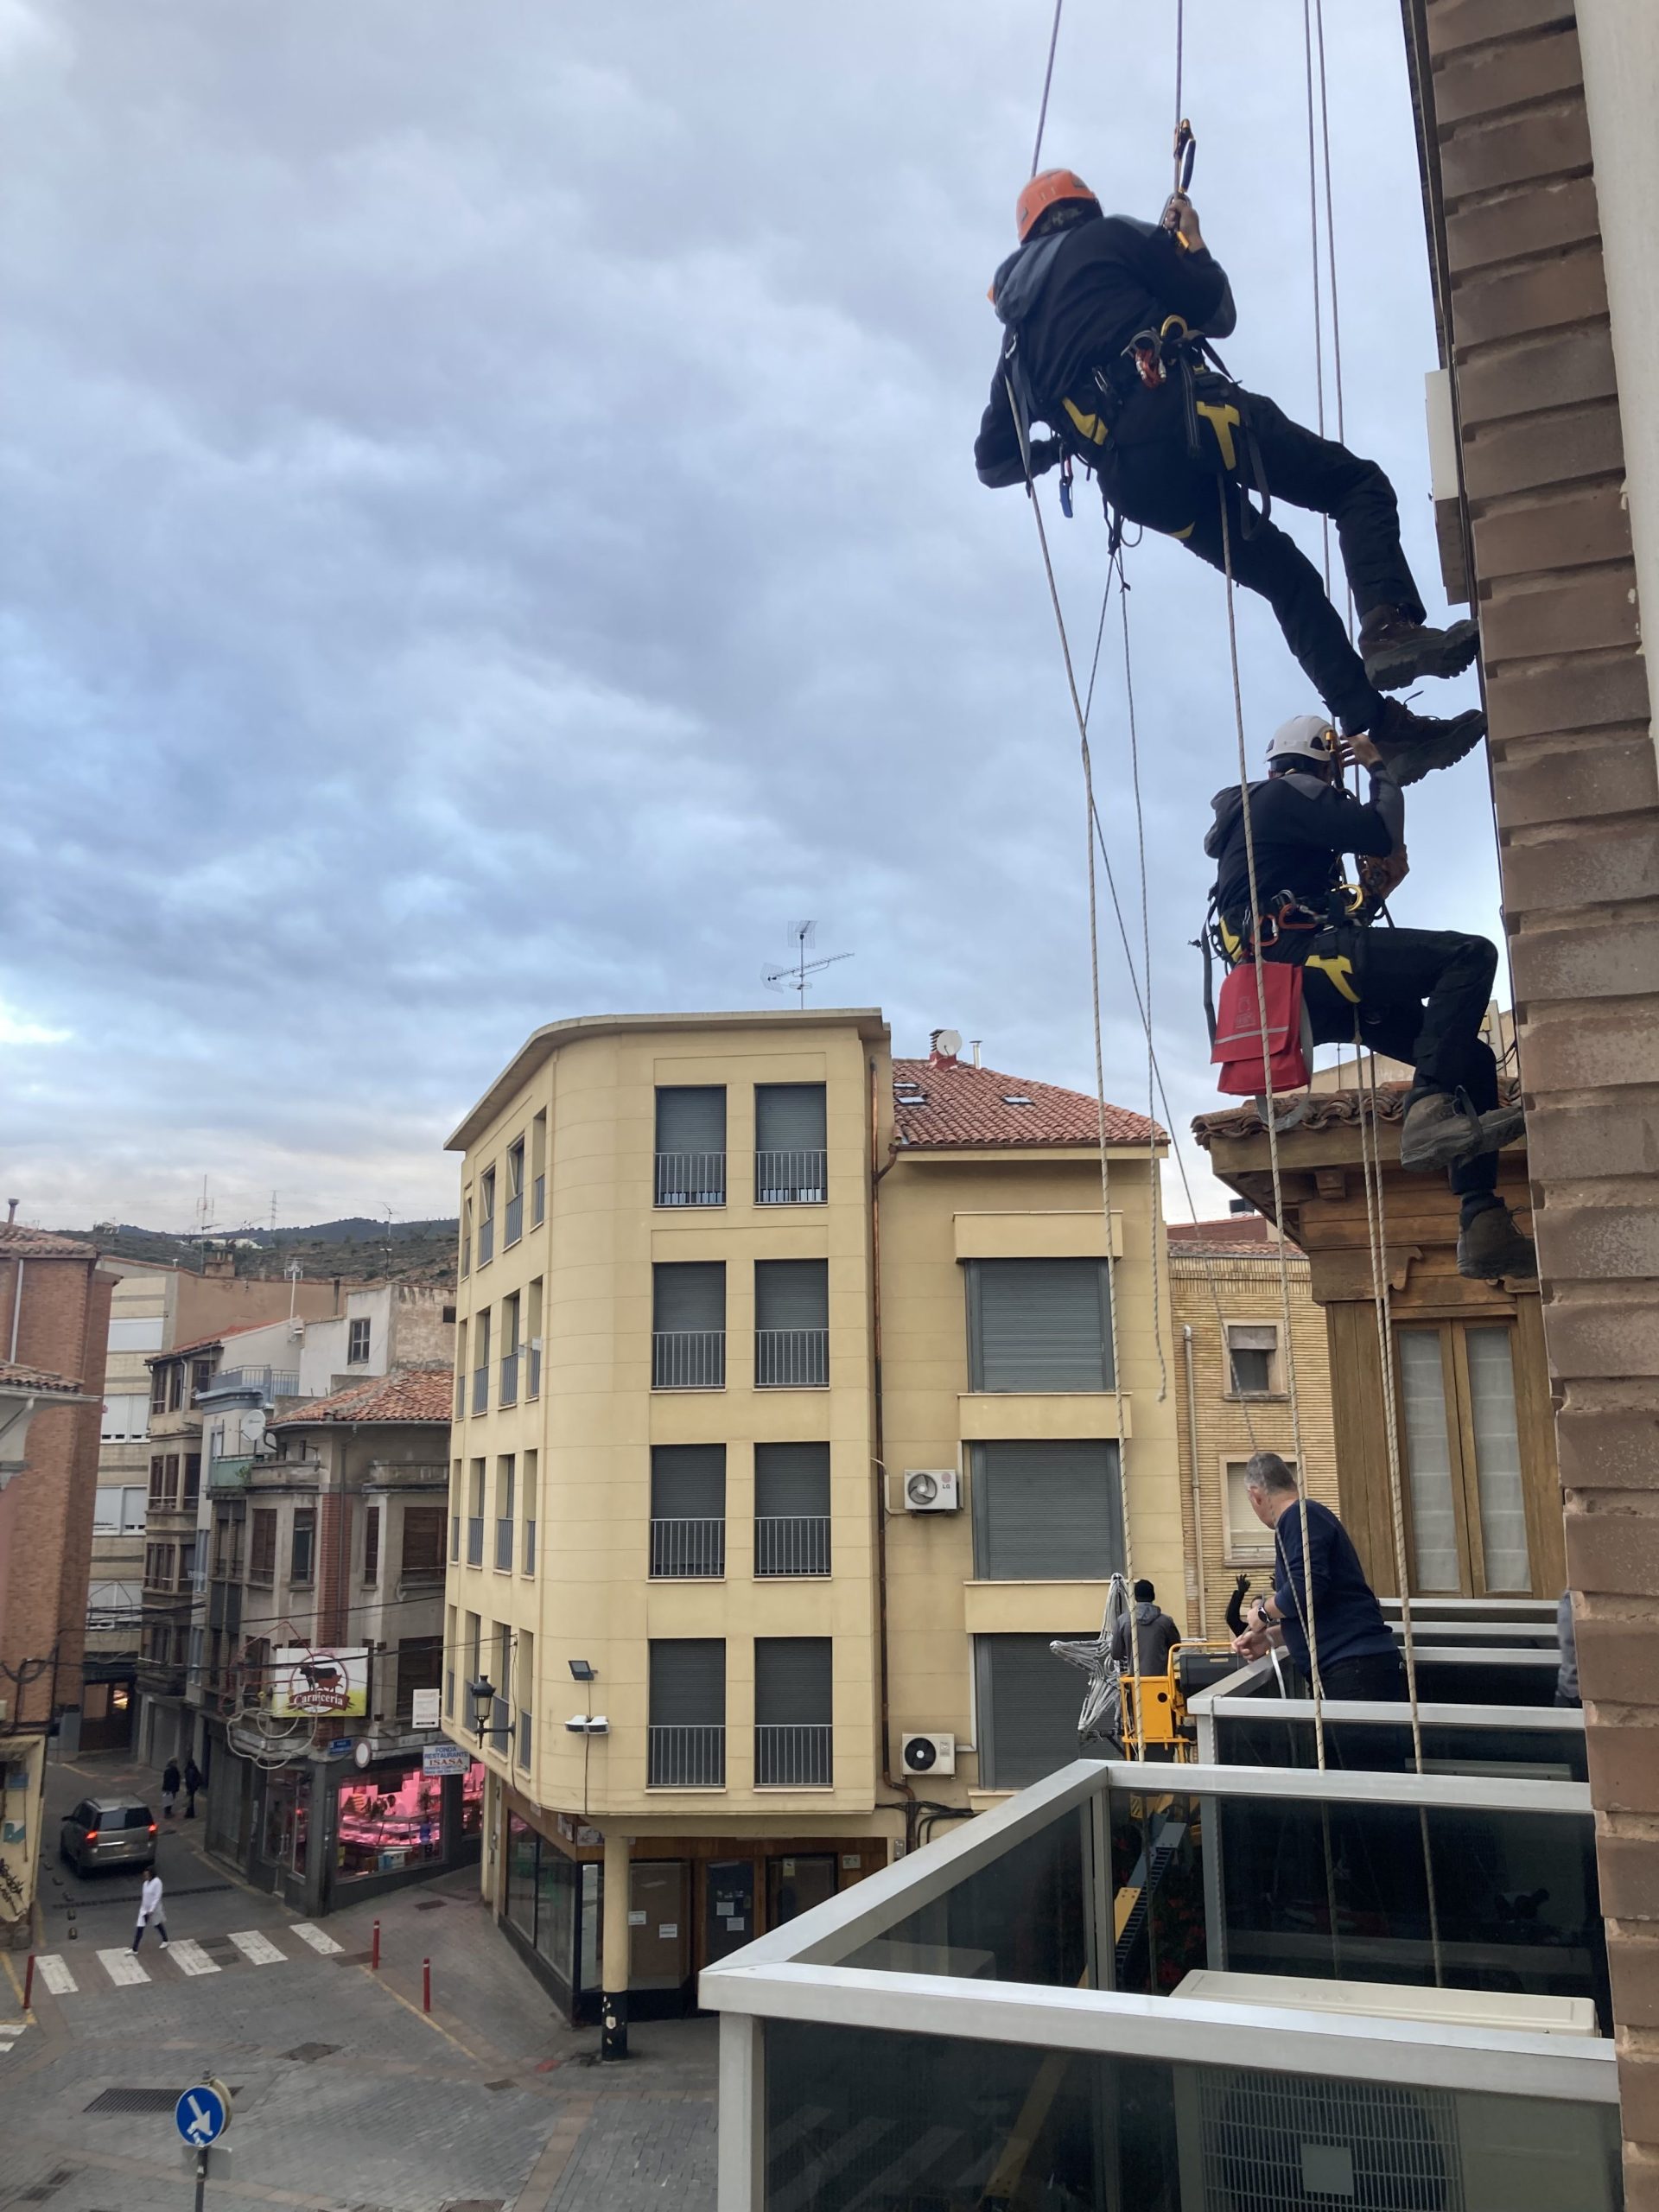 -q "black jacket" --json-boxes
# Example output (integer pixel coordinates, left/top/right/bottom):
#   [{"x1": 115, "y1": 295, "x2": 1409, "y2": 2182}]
[
  {"x1": 1110, "y1": 1601, "x2": 1182, "y2": 1678},
  {"x1": 1206, "y1": 770, "x2": 1401, "y2": 924},
  {"x1": 976, "y1": 210, "x2": 1236, "y2": 487}
]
